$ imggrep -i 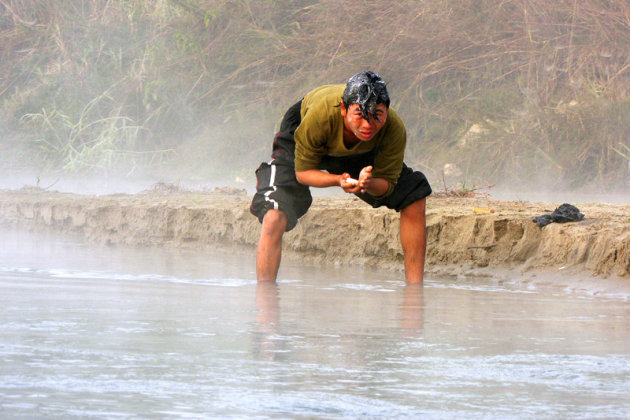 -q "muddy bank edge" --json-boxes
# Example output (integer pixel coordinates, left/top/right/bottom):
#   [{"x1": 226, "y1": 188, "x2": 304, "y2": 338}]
[{"x1": 1, "y1": 189, "x2": 629, "y2": 280}]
